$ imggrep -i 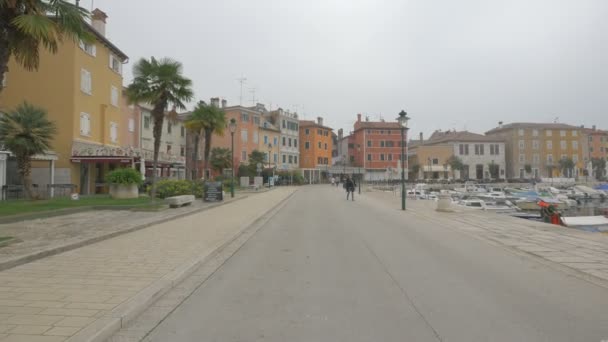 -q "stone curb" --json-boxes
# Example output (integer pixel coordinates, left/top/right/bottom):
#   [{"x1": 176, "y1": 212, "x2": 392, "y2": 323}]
[
  {"x1": 0, "y1": 196, "x2": 248, "y2": 272},
  {"x1": 66, "y1": 189, "x2": 297, "y2": 342}
]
